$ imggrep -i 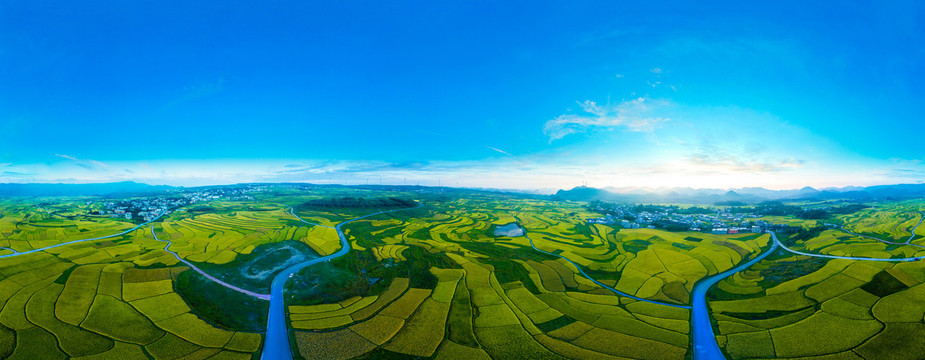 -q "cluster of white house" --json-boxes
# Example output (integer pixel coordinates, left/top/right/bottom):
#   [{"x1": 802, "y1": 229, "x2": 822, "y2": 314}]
[{"x1": 587, "y1": 210, "x2": 796, "y2": 234}]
